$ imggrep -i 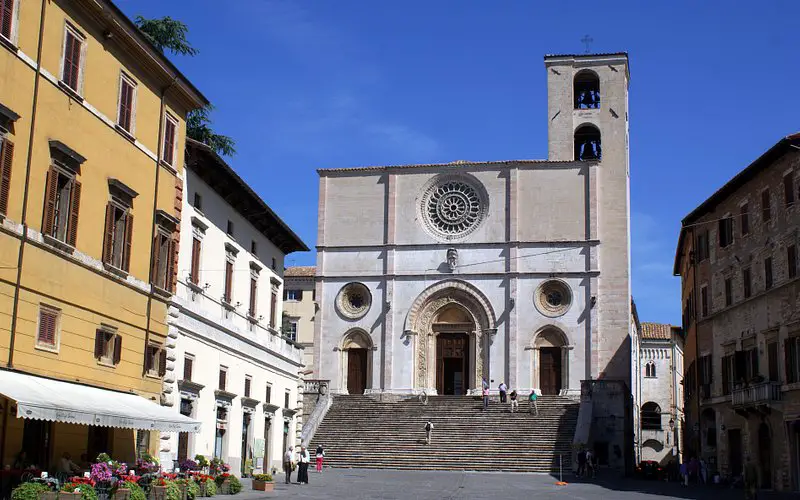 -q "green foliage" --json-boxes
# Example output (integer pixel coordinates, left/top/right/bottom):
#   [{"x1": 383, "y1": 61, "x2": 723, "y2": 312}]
[
  {"x1": 61, "y1": 483, "x2": 98, "y2": 500},
  {"x1": 227, "y1": 476, "x2": 241, "y2": 495},
  {"x1": 194, "y1": 455, "x2": 209, "y2": 468},
  {"x1": 96, "y1": 453, "x2": 111, "y2": 463},
  {"x1": 187, "y1": 106, "x2": 236, "y2": 157},
  {"x1": 199, "y1": 479, "x2": 216, "y2": 497},
  {"x1": 164, "y1": 482, "x2": 181, "y2": 500},
  {"x1": 10, "y1": 482, "x2": 48, "y2": 500},
  {"x1": 121, "y1": 481, "x2": 146, "y2": 500},
  {"x1": 134, "y1": 16, "x2": 198, "y2": 56},
  {"x1": 251, "y1": 474, "x2": 273, "y2": 482}
]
